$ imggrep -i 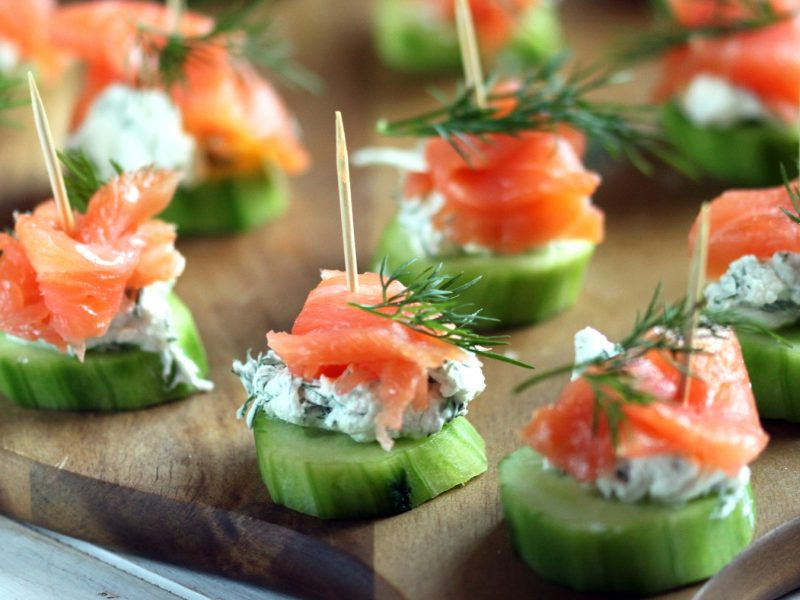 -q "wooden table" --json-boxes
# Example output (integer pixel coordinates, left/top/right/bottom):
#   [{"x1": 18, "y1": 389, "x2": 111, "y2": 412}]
[{"x1": 2, "y1": 1, "x2": 800, "y2": 598}]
